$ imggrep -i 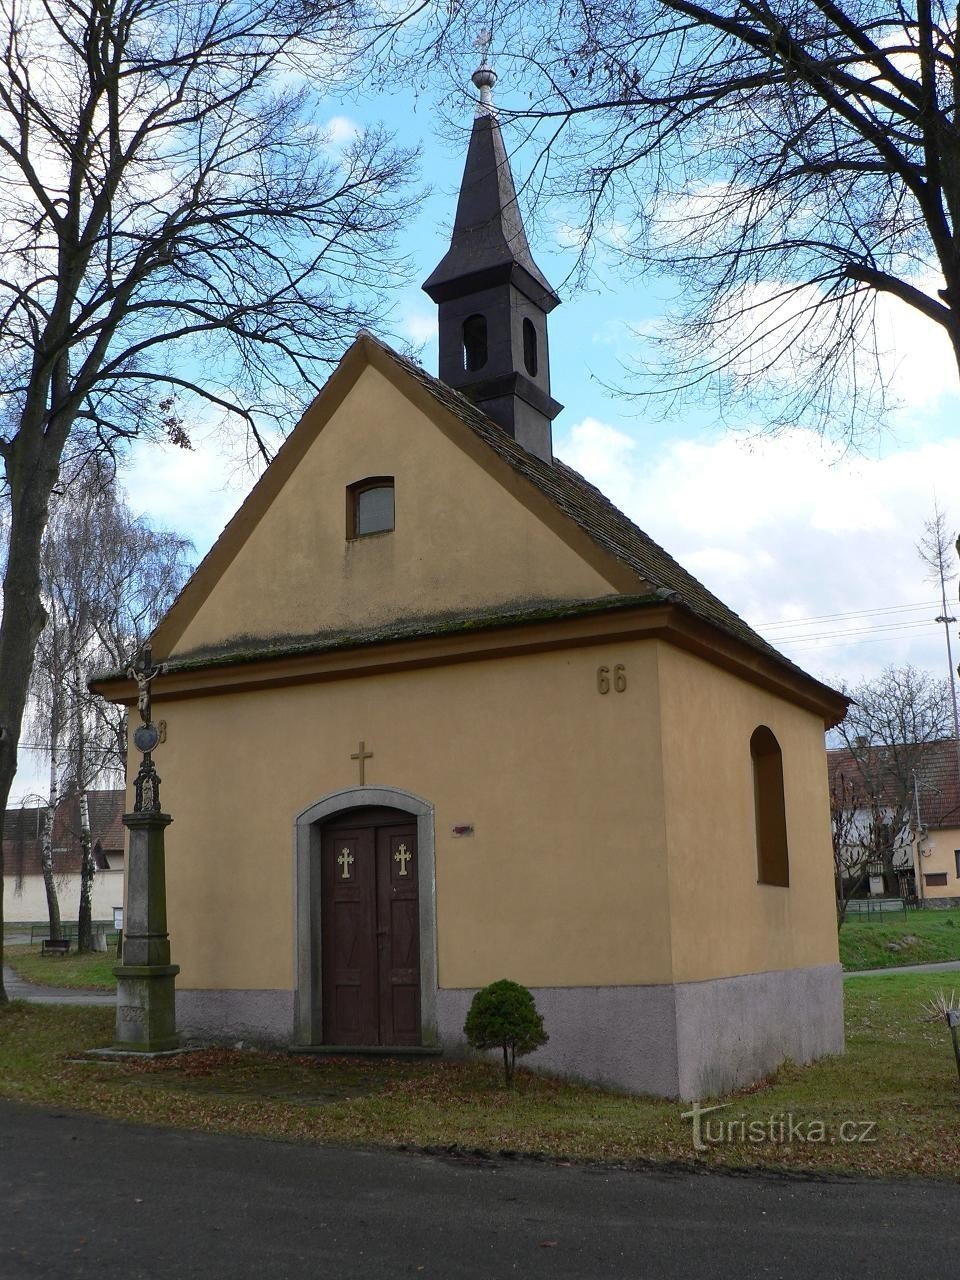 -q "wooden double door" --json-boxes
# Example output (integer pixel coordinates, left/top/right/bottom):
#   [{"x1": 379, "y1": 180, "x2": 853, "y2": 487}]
[{"x1": 319, "y1": 808, "x2": 421, "y2": 1046}]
